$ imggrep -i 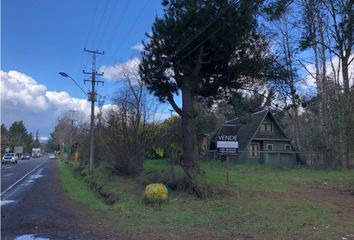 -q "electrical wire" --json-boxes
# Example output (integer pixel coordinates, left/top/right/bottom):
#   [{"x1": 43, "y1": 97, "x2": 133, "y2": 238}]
[
  {"x1": 149, "y1": 0, "x2": 240, "y2": 73},
  {"x1": 172, "y1": 22, "x2": 228, "y2": 68},
  {"x1": 171, "y1": 0, "x2": 238, "y2": 59},
  {"x1": 77, "y1": 0, "x2": 100, "y2": 77},
  {"x1": 96, "y1": 0, "x2": 120, "y2": 51},
  {"x1": 110, "y1": 0, "x2": 150, "y2": 62},
  {"x1": 91, "y1": 0, "x2": 112, "y2": 49}
]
